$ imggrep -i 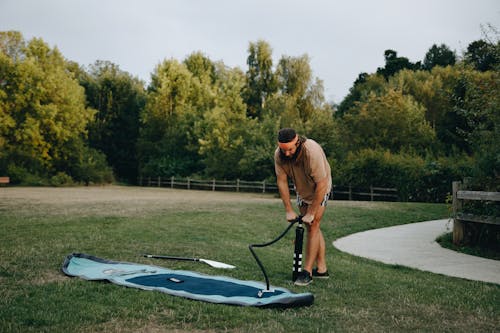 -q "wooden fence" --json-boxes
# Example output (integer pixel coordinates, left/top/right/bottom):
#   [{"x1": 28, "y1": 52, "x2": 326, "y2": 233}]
[
  {"x1": 330, "y1": 184, "x2": 398, "y2": 202},
  {"x1": 138, "y1": 176, "x2": 399, "y2": 202},
  {"x1": 452, "y1": 181, "x2": 500, "y2": 245}
]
